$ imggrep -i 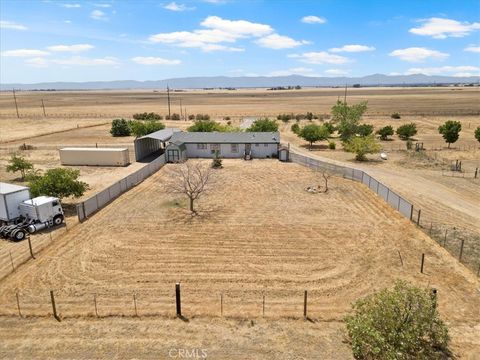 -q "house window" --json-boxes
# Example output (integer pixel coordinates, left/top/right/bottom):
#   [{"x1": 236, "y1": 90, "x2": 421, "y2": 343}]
[
  {"x1": 255, "y1": 143, "x2": 260, "y2": 147},
  {"x1": 197, "y1": 143, "x2": 207, "y2": 150},
  {"x1": 264, "y1": 143, "x2": 268, "y2": 147},
  {"x1": 210, "y1": 144, "x2": 220, "y2": 150},
  {"x1": 231, "y1": 144, "x2": 238, "y2": 153}
]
